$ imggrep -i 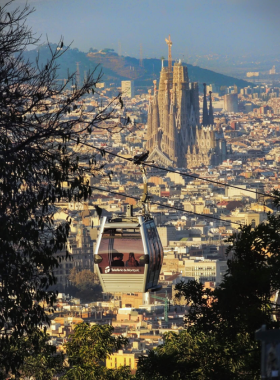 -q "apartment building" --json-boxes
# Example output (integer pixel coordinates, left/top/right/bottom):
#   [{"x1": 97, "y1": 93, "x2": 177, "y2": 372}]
[{"x1": 184, "y1": 258, "x2": 228, "y2": 284}]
